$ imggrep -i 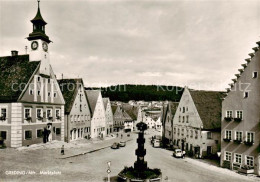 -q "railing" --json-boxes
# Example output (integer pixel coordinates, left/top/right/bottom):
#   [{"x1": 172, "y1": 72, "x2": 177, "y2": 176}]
[
  {"x1": 223, "y1": 138, "x2": 231, "y2": 142},
  {"x1": 233, "y1": 139, "x2": 242, "y2": 144},
  {"x1": 224, "y1": 117, "x2": 232, "y2": 122},
  {"x1": 234, "y1": 118, "x2": 242, "y2": 122},
  {"x1": 244, "y1": 141, "x2": 254, "y2": 146}
]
